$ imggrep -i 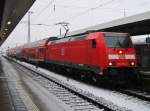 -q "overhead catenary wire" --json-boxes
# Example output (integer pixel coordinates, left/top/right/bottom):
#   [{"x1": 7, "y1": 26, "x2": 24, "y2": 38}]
[
  {"x1": 31, "y1": 23, "x2": 55, "y2": 27},
  {"x1": 21, "y1": 0, "x2": 147, "y2": 36},
  {"x1": 32, "y1": 0, "x2": 132, "y2": 25},
  {"x1": 54, "y1": 0, "x2": 106, "y2": 9},
  {"x1": 23, "y1": 0, "x2": 136, "y2": 32},
  {"x1": 33, "y1": 0, "x2": 117, "y2": 24},
  {"x1": 32, "y1": 0, "x2": 120, "y2": 36},
  {"x1": 64, "y1": 0, "x2": 116, "y2": 21},
  {"x1": 32, "y1": 0, "x2": 55, "y2": 23},
  {"x1": 34, "y1": 0, "x2": 82, "y2": 17},
  {"x1": 55, "y1": 0, "x2": 139, "y2": 21}
]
